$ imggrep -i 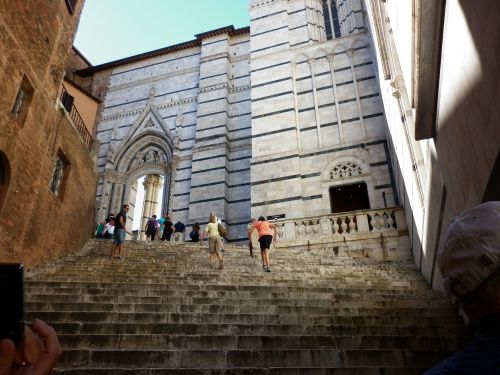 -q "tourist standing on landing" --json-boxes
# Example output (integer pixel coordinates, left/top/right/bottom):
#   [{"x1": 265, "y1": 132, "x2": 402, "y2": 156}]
[
  {"x1": 110, "y1": 204, "x2": 129, "y2": 259},
  {"x1": 190, "y1": 222, "x2": 201, "y2": 242},
  {"x1": 145, "y1": 215, "x2": 159, "y2": 241},
  {"x1": 161, "y1": 215, "x2": 174, "y2": 241},
  {"x1": 200, "y1": 212, "x2": 224, "y2": 270},
  {"x1": 249, "y1": 216, "x2": 277, "y2": 272}
]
